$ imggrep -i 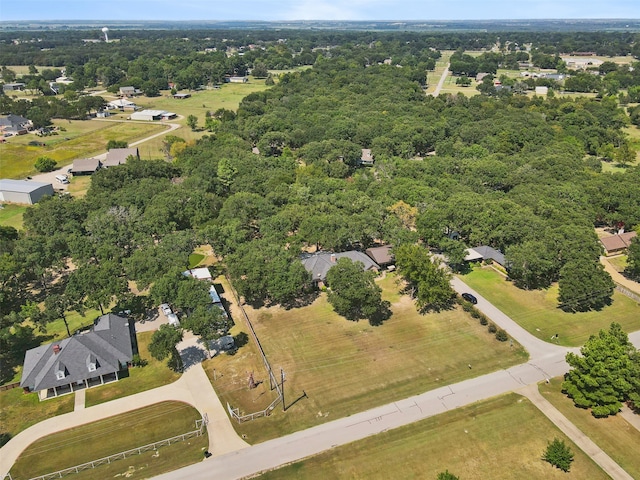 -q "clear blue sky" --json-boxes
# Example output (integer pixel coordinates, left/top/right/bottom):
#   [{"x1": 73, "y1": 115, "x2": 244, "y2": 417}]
[{"x1": 0, "y1": 0, "x2": 638, "y2": 21}]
